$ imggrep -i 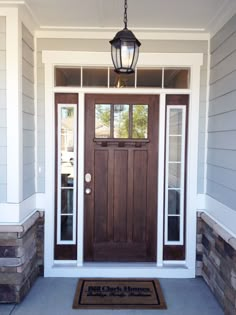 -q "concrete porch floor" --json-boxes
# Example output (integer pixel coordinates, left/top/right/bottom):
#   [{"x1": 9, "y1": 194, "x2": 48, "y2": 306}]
[{"x1": 0, "y1": 277, "x2": 223, "y2": 315}]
